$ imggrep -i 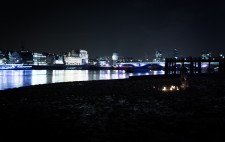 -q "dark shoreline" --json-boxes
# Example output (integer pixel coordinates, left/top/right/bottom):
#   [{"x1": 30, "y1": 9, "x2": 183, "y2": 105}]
[{"x1": 0, "y1": 73, "x2": 225, "y2": 141}]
